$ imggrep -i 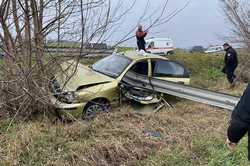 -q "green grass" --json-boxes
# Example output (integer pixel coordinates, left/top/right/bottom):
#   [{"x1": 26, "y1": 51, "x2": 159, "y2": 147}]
[
  {"x1": 169, "y1": 53, "x2": 225, "y2": 88},
  {"x1": 192, "y1": 136, "x2": 248, "y2": 166},
  {"x1": 138, "y1": 135, "x2": 249, "y2": 166},
  {"x1": 116, "y1": 46, "x2": 134, "y2": 52}
]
